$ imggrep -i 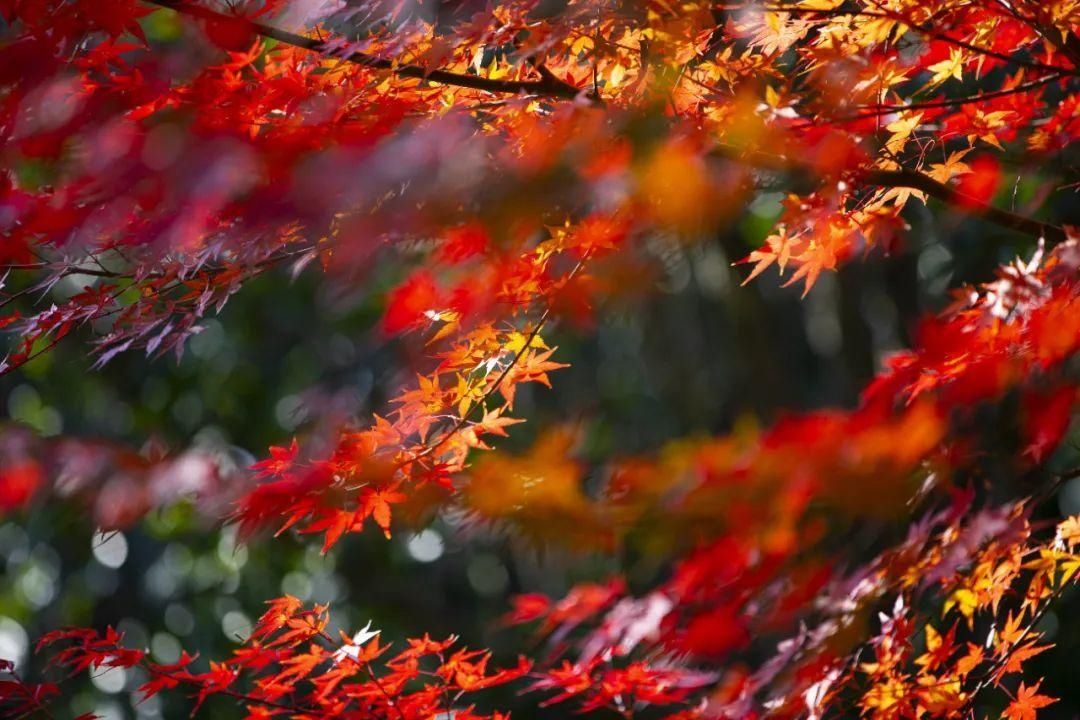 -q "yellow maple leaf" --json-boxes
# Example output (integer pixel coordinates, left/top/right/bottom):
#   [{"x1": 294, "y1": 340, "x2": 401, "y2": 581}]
[
  {"x1": 927, "y1": 149, "x2": 973, "y2": 184},
  {"x1": 1056, "y1": 515, "x2": 1080, "y2": 549},
  {"x1": 943, "y1": 587, "x2": 977, "y2": 623},
  {"x1": 927, "y1": 48, "x2": 965, "y2": 87},
  {"x1": 1059, "y1": 553, "x2": 1080, "y2": 586},
  {"x1": 885, "y1": 113, "x2": 923, "y2": 155},
  {"x1": 797, "y1": 0, "x2": 843, "y2": 8}
]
